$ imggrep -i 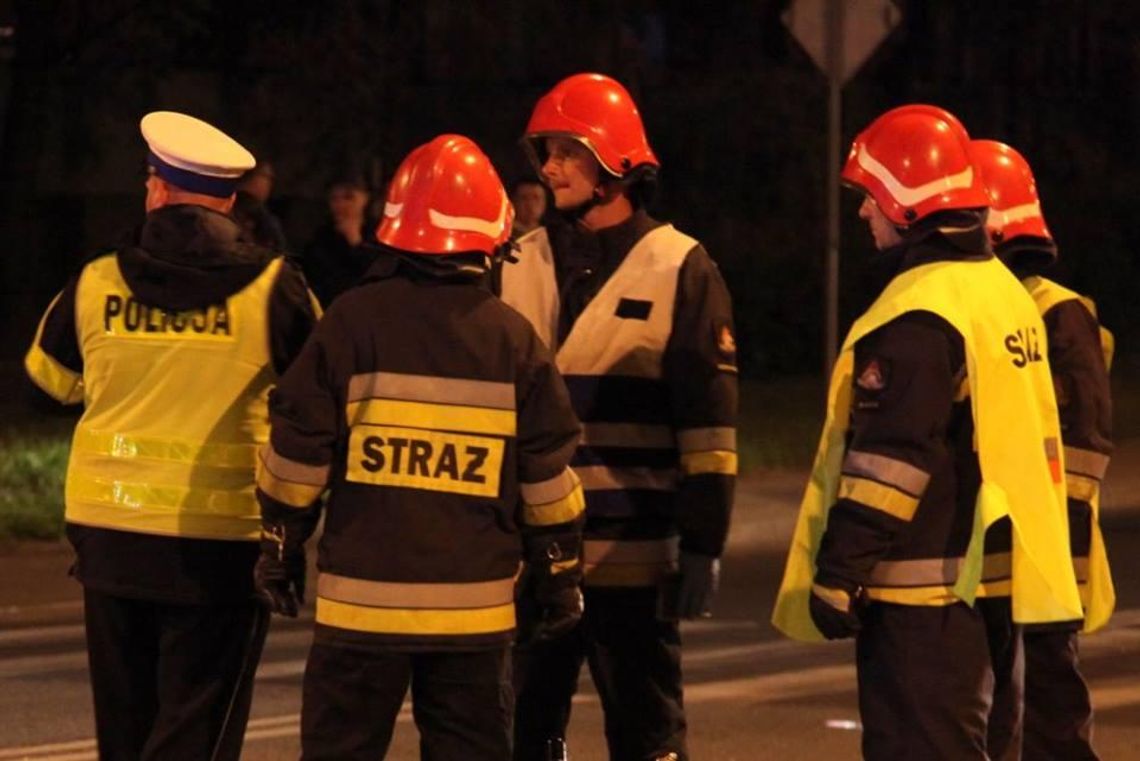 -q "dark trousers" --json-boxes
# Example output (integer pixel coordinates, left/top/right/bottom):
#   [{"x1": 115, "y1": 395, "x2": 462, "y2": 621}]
[
  {"x1": 301, "y1": 643, "x2": 513, "y2": 761},
  {"x1": 856, "y1": 598, "x2": 1024, "y2": 761},
  {"x1": 82, "y1": 588, "x2": 268, "y2": 761},
  {"x1": 514, "y1": 587, "x2": 686, "y2": 761},
  {"x1": 1023, "y1": 627, "x2": 1098, "y2": 760}
]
